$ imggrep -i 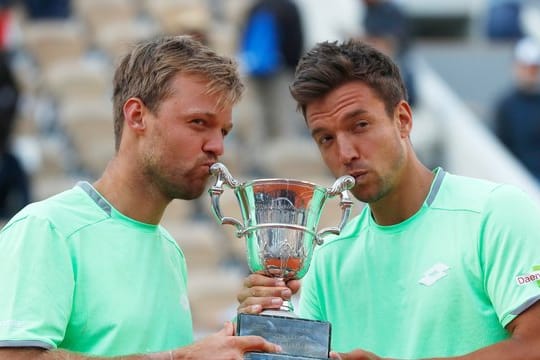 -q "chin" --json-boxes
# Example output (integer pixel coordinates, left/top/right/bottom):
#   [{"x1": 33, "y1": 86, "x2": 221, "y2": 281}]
[
  {"x1": 352, "y1": 187, "x2": 382, "y2": 204},
  {"x1": 179, "y1": 188, "x2": 205, "y2": 201},
  {"x1": 167, "y1": 183, "x2": 206, "y2": 201}
]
